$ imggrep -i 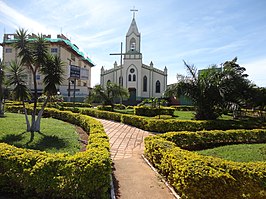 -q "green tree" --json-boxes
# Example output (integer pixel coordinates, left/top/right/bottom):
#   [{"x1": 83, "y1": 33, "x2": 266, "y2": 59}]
[
  {"x1": 87, "y1": 82, "x2": 129, "y2": 110},
  {"x1": 248, "y1": 86, "x2": 266, "y2": 118},
  {"x1": 14, "y1": 28, "x2": 48, "y2": 132},
  {"x1": 7, "y1": 61, "x2": 32, "y2": 130},
  {"x1": 35, "y1": 54, "x2": 64, "y2": 131},
  {"x1": 165, "y1": 58, "x2": 252, "y2": 120},
  {"x1": 219, "y1": 58, "x2": 252, "y2": 113},
  {"x1": 11, "y1": 28, "x2": 64, "y2": 132}
]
